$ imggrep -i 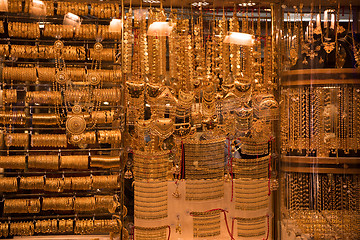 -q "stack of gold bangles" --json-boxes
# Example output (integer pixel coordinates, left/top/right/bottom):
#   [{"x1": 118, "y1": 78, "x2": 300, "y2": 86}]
[
  {"x1": 4, "y1": 198, "x2": 41, "y2": 214},
  {"x1": 0, "y1": 177, "x2": 18, "y2": 192},
  {"x1": 90, "y1": 155, "x2": 121, "y2": 169},
  {"x1": 31, "y1": 134, "x2": 67, "y2": 148},
  {"x1": 34, "y1": 219, "x2": 58, "y2": 234},
  {"x1": 0, "y1": 174, "x2": 119, "y2": 192},
  {"x1": 60, "y1": 155, "x2": 89, "y2": 170},
  {"x1": 0, "y1": 111, "x2": 26, "y2": 125},
  {"x1": 32, "y1": 113, "x2": 60, "y2": 126},
  {"x1": 26, "y1": 91, "x2": 62, "y2": 105},
  {"x1": 2, "y1": 89, "x2": 17, "y2": 104},
  {"x1": 43, "y1": 24, "x2": 74, "y2": 38},
  {"x1": 57, "y1": 1, "x2": 88, "y2": 15},
  {"x1": 8, "y1": 22, "x2": 40, "y2": 38},
  {"x1": 0, "y1": 155, "x2": 26, "y2": 169},
  {"x1": 9, "y1": 221, "x2": 35, "y2": 236},
  {"x1": 0, "y1": 222, "x2": 8, "y2": 237},
  {"x1": 19, "y1": 176, "x2": 44, "y2": 190},
  {"x1": 90, "y1": 3, "x2": 119, "y2": 18},
  {"x1": 98, "y1": 130, "x2": 122, "y2": 144},
  {"x1": 5, "y1": 133, "x2": 29, "y2": 147},
  {"x1": 7, "y1": 0, "x2": 23, "y2": 13}
]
